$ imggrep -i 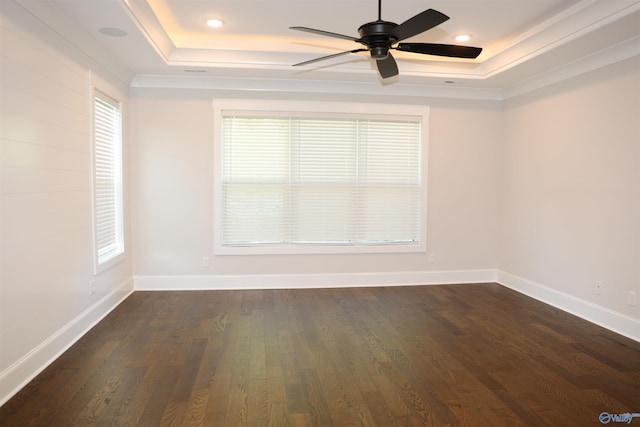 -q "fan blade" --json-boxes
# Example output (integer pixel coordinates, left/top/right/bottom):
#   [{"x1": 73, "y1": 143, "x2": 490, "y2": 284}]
[
  {"x1": 376, "y1": 54, "x2": 398, "y2": 79},
  {"x1": 290, "y1": 26, "x2": 358, "y2": 41},
  {"x1": 293, "y1": 49, "x2": 367, "y2": 67},
  {"x1": 395, "y1": 43, "x2": 482, "y2": 59},
  {"x1": 391, "y1": 9, "x2": 449, "y2": 42}
]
